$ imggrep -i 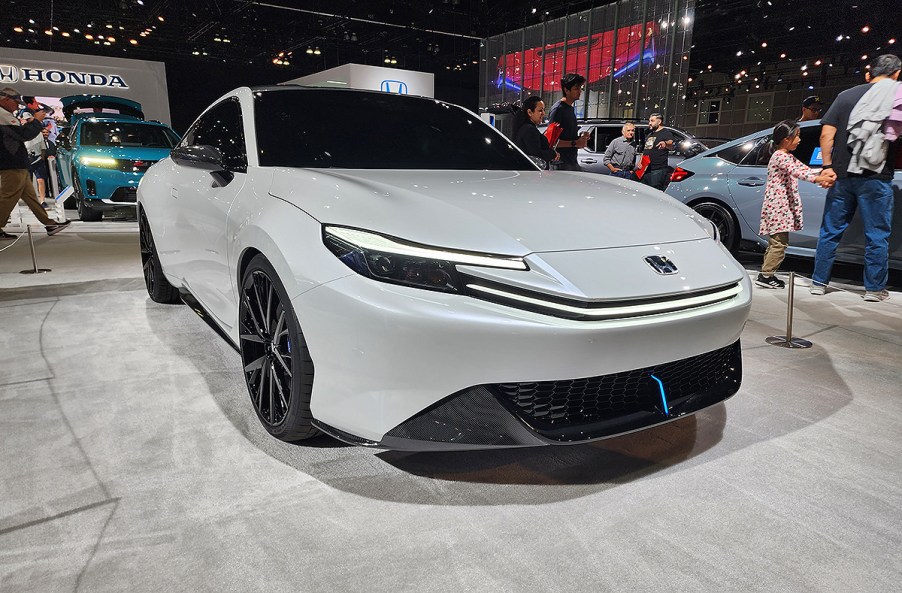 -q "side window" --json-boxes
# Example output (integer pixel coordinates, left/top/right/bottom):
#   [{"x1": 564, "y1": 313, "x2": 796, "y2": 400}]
[
  {"x1": 714, "y1": 139, "x2": 758, "y2": 165},
  {"x1": 184, "y1": 98, "x2": 247, "y2": 173},
  {"x1": 593, "y1": 127, "x2": 619, "y2": 153},
  {"x1": 670, "y1": 130, "x2": 688, "y2": 155},
  {"x1": 742, "y1": 137, "x2": 773, "y2": 167},
  {"x1": 794, "y1": 126, "x2": 821, "y2": 166}
]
